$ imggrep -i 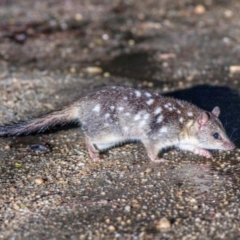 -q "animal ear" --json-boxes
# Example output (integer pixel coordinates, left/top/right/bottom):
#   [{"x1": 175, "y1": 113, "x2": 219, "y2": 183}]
[
  {"x1": 196, "y1": 112, "x2": 210, "y2": 130},
  {"x1": 212, "y1": 106, "x2": 220, "y2": 117}
]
